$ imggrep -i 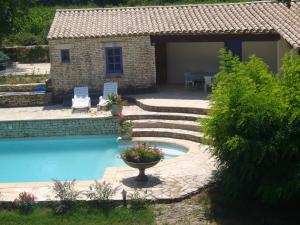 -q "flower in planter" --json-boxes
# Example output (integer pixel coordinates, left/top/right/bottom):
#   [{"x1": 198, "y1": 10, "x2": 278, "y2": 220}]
[
  {"x1": 121, "y1": 143, "x2": 164, "y2": 163},
  {"x1": 105, "y1": 94, "x2": 127, "y2": 111}
]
